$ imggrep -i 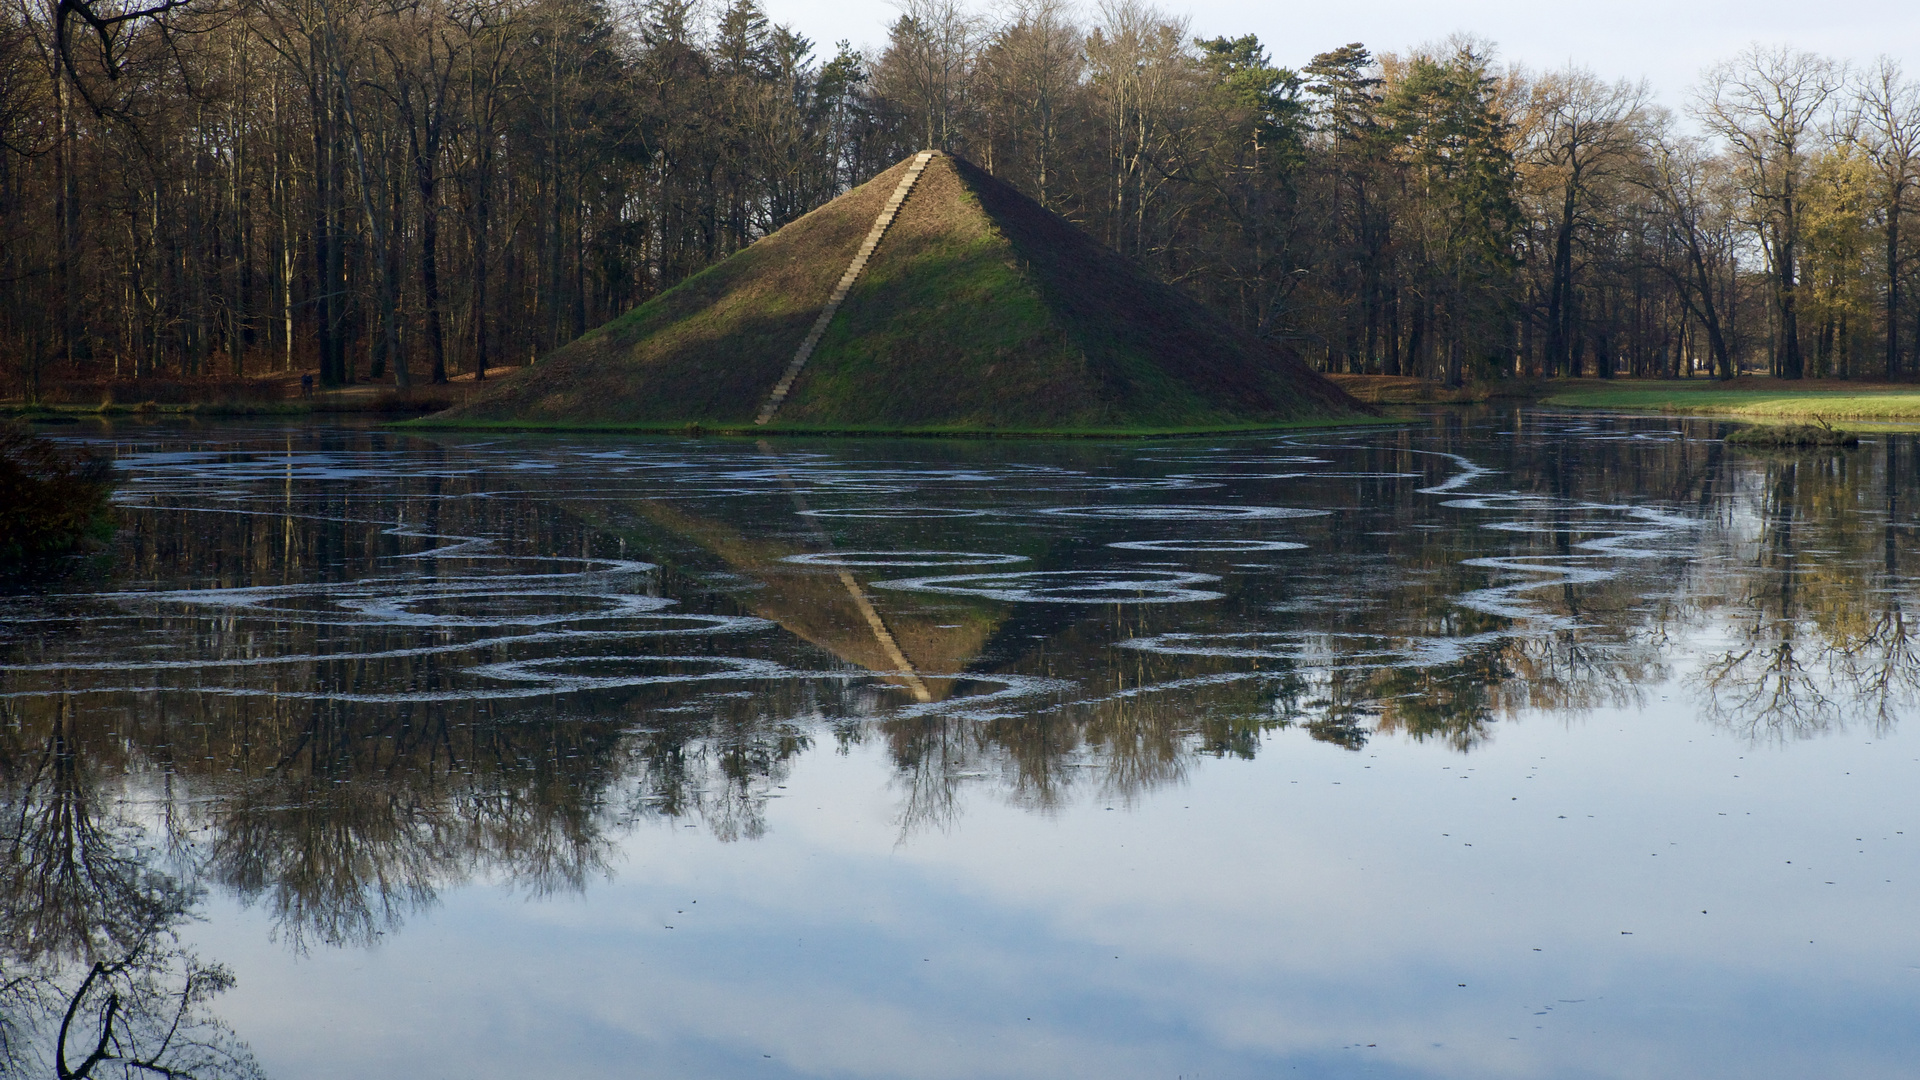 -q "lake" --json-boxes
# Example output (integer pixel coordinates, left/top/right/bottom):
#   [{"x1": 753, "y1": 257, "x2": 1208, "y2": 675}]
[{"x1": 2, "y1": 410, "x2": 1916, "y2": 1079}]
